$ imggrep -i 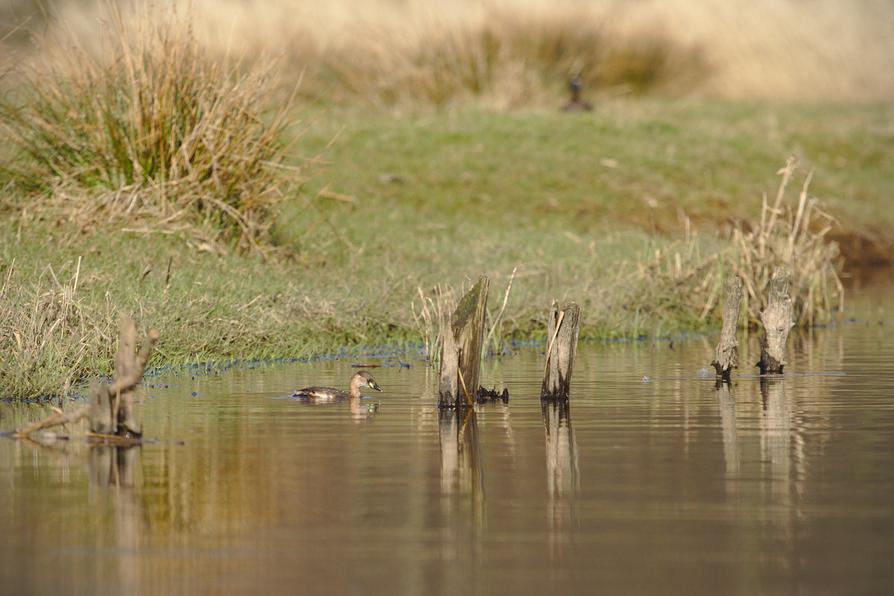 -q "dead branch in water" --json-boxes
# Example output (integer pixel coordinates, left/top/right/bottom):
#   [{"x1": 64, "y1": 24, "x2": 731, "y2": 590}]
[
  {"x1": 484, "y1": 266, "x2": 517, "y2": 354},
  {"x1": 13, "y1": 405, "x2": 90, "y2": 438},
  {"x1": 13, "y1": 318, "x2": 159, "y2": 441}
]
